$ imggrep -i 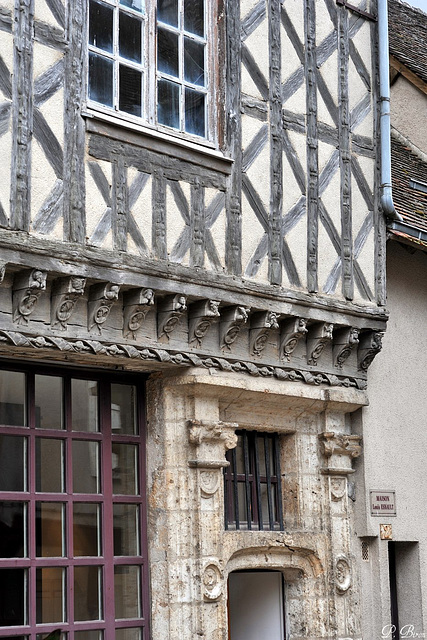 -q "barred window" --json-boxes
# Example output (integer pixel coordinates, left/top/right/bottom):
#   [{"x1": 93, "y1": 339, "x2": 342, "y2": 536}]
[{"x1": 224, "y1": 431, "x2": 284, "y2": 531}]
